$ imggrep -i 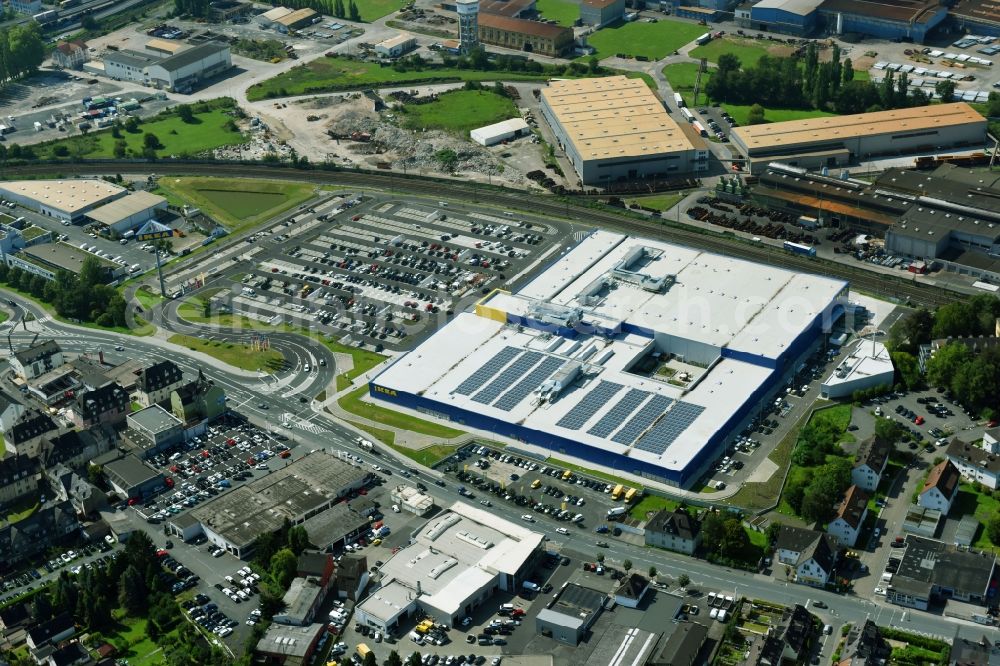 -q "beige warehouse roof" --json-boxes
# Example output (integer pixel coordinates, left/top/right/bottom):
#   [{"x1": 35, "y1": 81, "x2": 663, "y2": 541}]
[
  {"x1": 145, "y1": 37, "x2": 187, "y2": 54},
  {"x1": 260, "y1": 5, "x2": 293, "y2": 20},
  {"x1": 731, "y1": 102, "x2": 985, "y2": 152},
  {"x1": 377, "y1": 34, "x2": 415, "y2": 49},
  {"x1": 86, "y1": 191, "x2": 166, "y2": 226},
  {"x1": 0, "y1": 179, "x2": 124, "y2": 214},
  {"x1": 541, "y1": 76, "x2": 697, "y2": 160},
  {"x1": 276, "y1": 7, "x2": 317, "y2": 25}
]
